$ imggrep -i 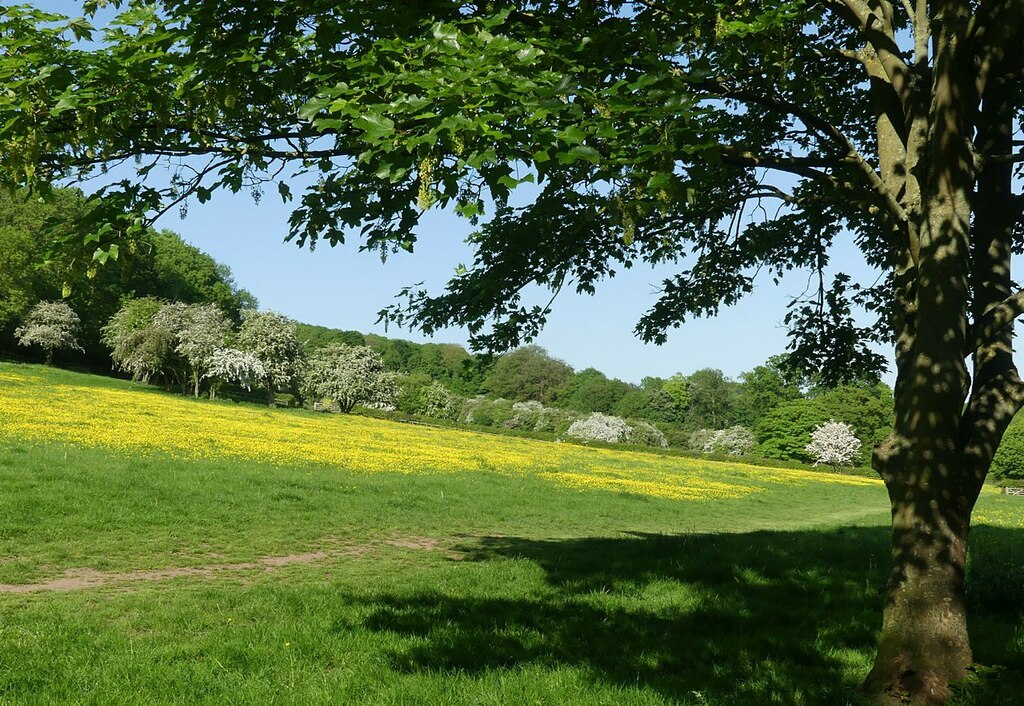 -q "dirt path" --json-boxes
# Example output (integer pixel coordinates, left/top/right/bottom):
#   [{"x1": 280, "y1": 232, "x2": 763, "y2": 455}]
[{"x1": 0, "y1": 535, "x2": 448, "y2": 594}]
